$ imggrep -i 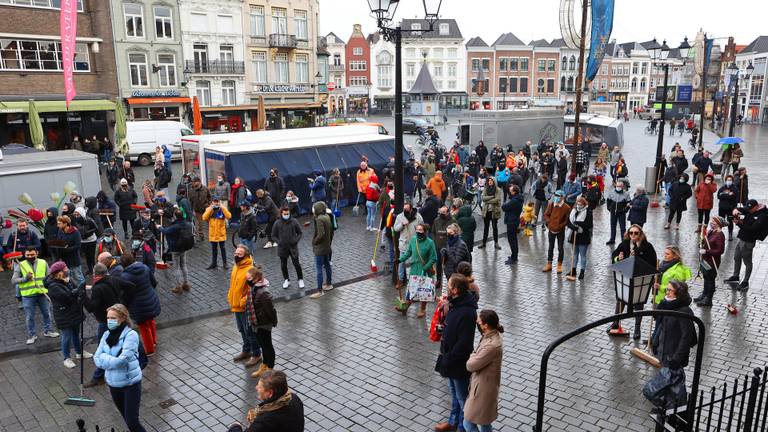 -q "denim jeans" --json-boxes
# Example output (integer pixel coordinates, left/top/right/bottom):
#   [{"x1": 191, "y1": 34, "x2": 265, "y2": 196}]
[
  {"x1": 69, "y1": 265, "x2": 85, "y2": 288},
  {"x1": 463, "y1": 420, "x2": 493, "y2": 432},
  {"x1": 234, "y1": 312, "x2": 261, "y2": 356},
  {"x1": 448, "y1": 377, "x2": 470, "y2": 428},
  {"x1": 366, "y1": 200, "x2": 377, "y2": 229},
  {"x1": 174, "y1": 251, "x2": 188, "y2": 284},
  {"x1": 664, "y1": 182, "x2": 672, "y2": 205},
  {"x1": 60, "y1": 324, "x2": 81, "y2": 360},
  {"x1": 92, "y1": 321, "x2": 108, "y2": 380},
  {"x1": 22, "y1": 294, "x2": 53, "y2": 336},
  {"x1": 109, "y1": 381, "x2": 147, "y2": 432},
  {"x1": 239, "y1": 237, "x2": 253, "y2": 253},
  {"x1": 314, "y1": 254, "x2": 332, "y2": 290},
  {"x1": 574, "y1": 244, "x2": 589, "y2": 271}
]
